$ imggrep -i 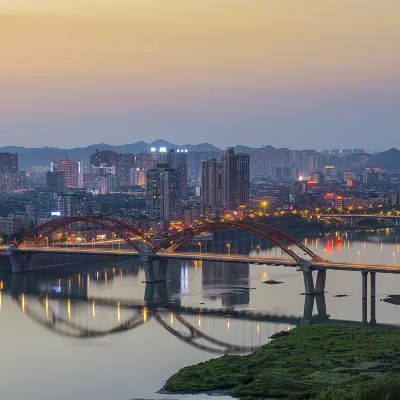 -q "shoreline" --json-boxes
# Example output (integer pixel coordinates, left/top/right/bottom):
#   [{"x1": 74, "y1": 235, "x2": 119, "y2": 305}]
[
  {"x1": 159, "y1": 373, "x2": 230, "y2": 397},
  {"x1": 162, "y1": 325, "x2": 400, "y2": 399}
]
